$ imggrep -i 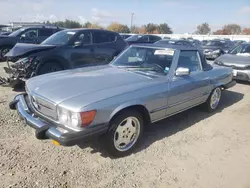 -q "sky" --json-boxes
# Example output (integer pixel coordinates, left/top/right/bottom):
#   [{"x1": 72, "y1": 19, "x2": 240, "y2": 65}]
[{"x1": 0, "y1": 0, "x2": 249, "y2": 33}]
